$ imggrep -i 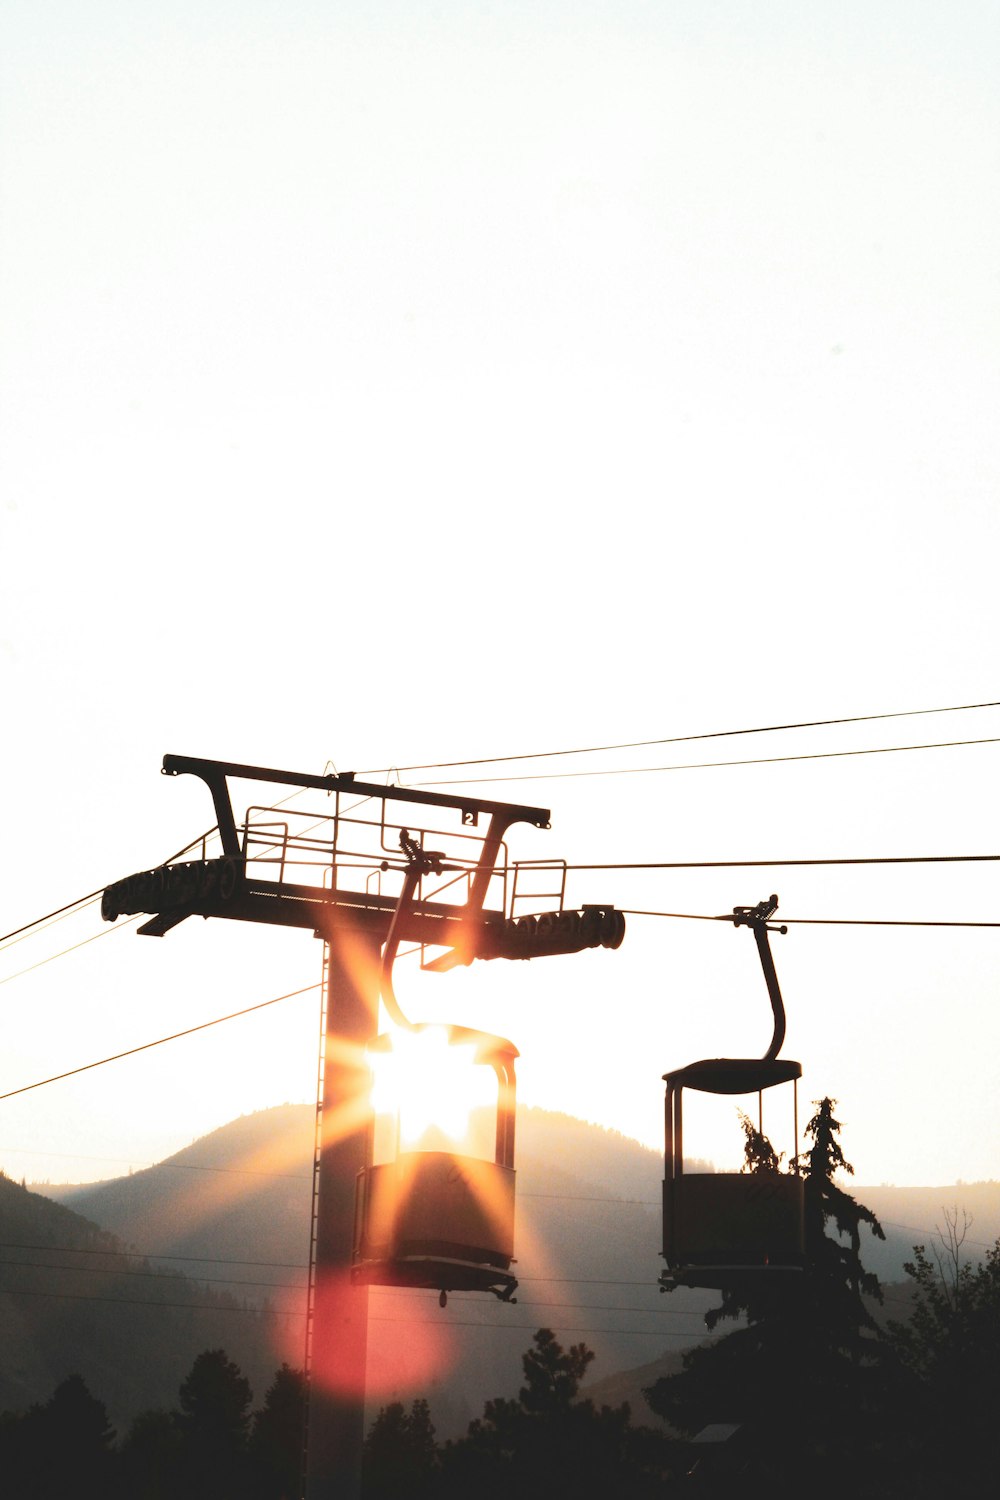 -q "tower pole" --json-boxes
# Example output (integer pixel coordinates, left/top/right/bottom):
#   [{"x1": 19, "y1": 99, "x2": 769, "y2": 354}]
[
  {"x1": 305, "y1": 922, "x2": 382, "y2": 1499},
  {"x1": 99, "y1": 757, "x2": 622, "y2": 1493}
]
